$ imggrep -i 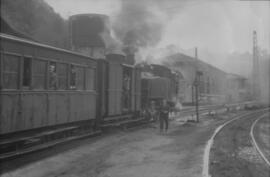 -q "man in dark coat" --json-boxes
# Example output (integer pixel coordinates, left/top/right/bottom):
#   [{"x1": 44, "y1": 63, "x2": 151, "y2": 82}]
[{"x1": 159, "y1": 99, "x2": 170, "y2": 133}]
